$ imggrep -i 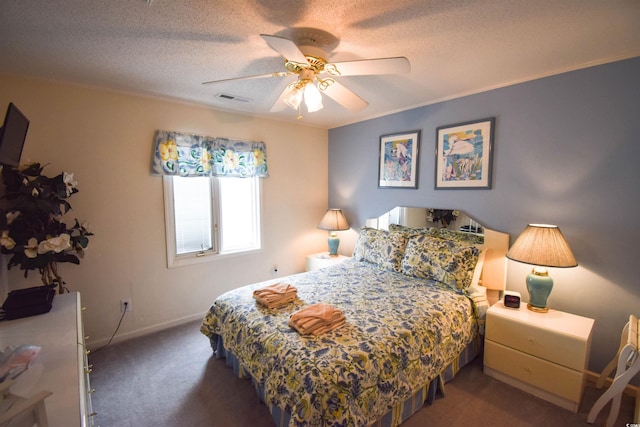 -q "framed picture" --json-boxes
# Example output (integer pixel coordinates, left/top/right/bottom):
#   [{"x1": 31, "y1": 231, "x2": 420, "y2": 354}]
[
  {"x1": 435, "y1": 117, "x2": 495, "y2": 189},
  {"x1": 378, "y1": 130, "x2": 420, "y2": 188}
]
